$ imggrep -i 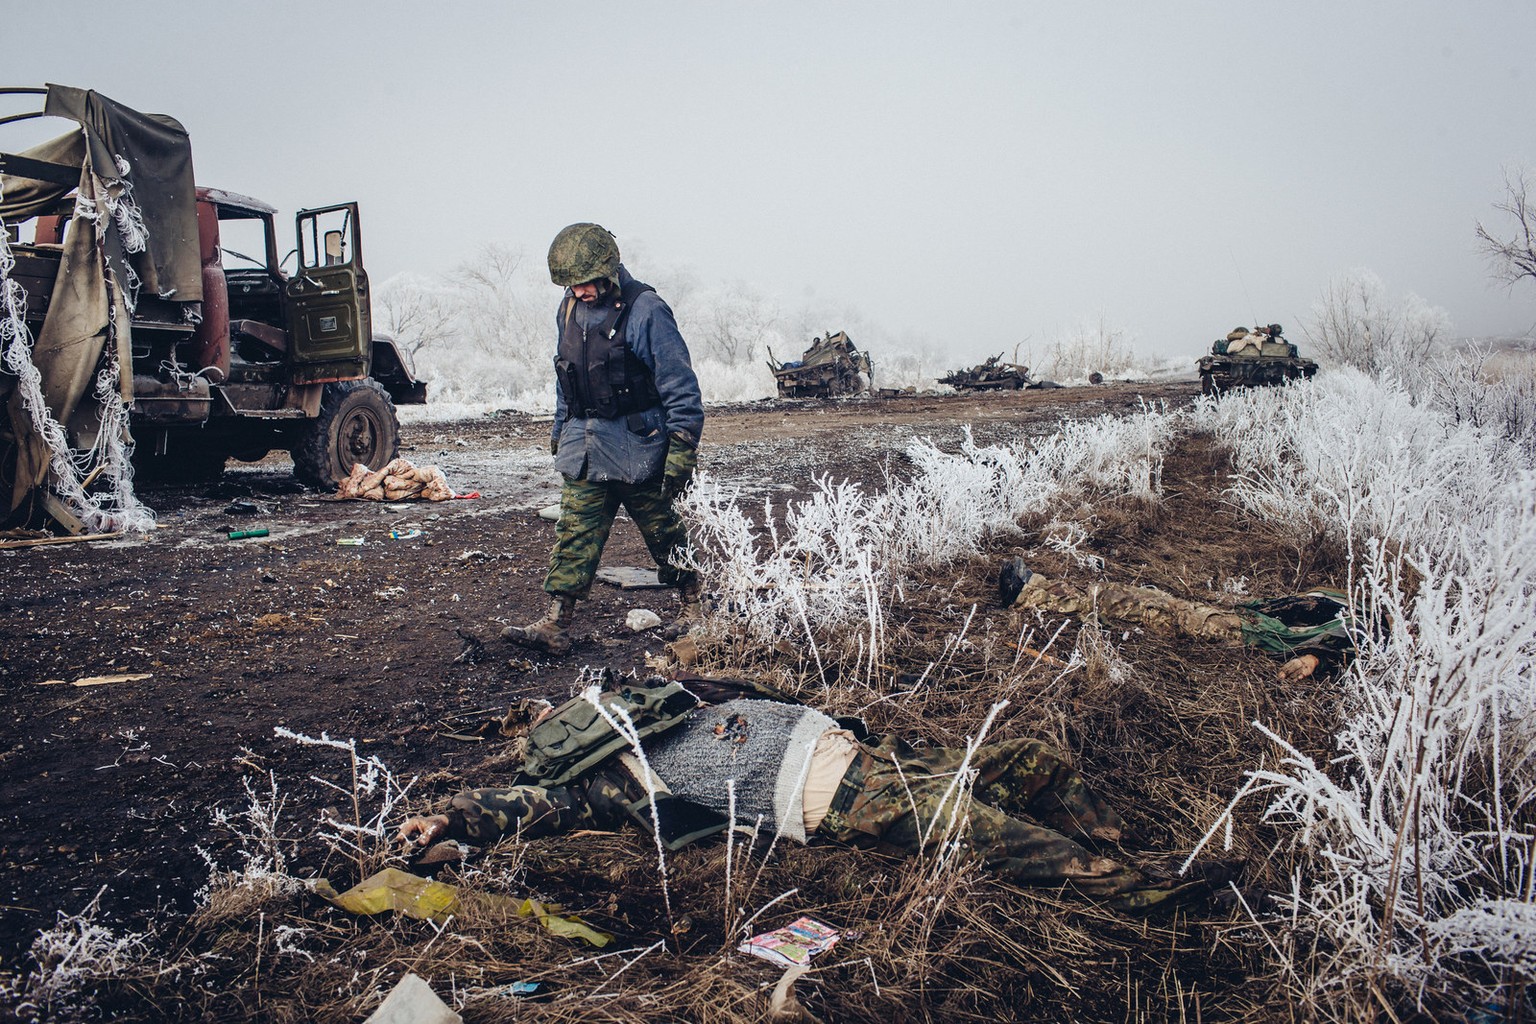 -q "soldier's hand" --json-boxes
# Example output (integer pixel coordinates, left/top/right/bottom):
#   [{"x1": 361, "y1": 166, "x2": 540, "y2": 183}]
[
  {"x1": 663, "y1": 435, "x2": 697, "y2": 500},
  {"x1": 398, "y1": 813, "x2": 451, "y2": 847},
  {"x1": 550, "y1": 436, "x2": 560, "y2": 457},
  {"x1": 1277, "y1": 654, "x2": 1320, "y2": 682}
]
